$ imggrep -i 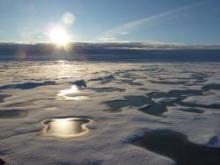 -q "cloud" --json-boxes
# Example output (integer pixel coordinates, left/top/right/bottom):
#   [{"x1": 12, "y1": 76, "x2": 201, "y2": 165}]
[
  {"x1": 0, "y1": 41, "x2": 219, "y2": 61},
  {"x1": 100, "y1": 1, "x2": 206, "y2": 41},
  {"x1": 0, "y1": 41, "x2": 219, "y2": 52}
]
